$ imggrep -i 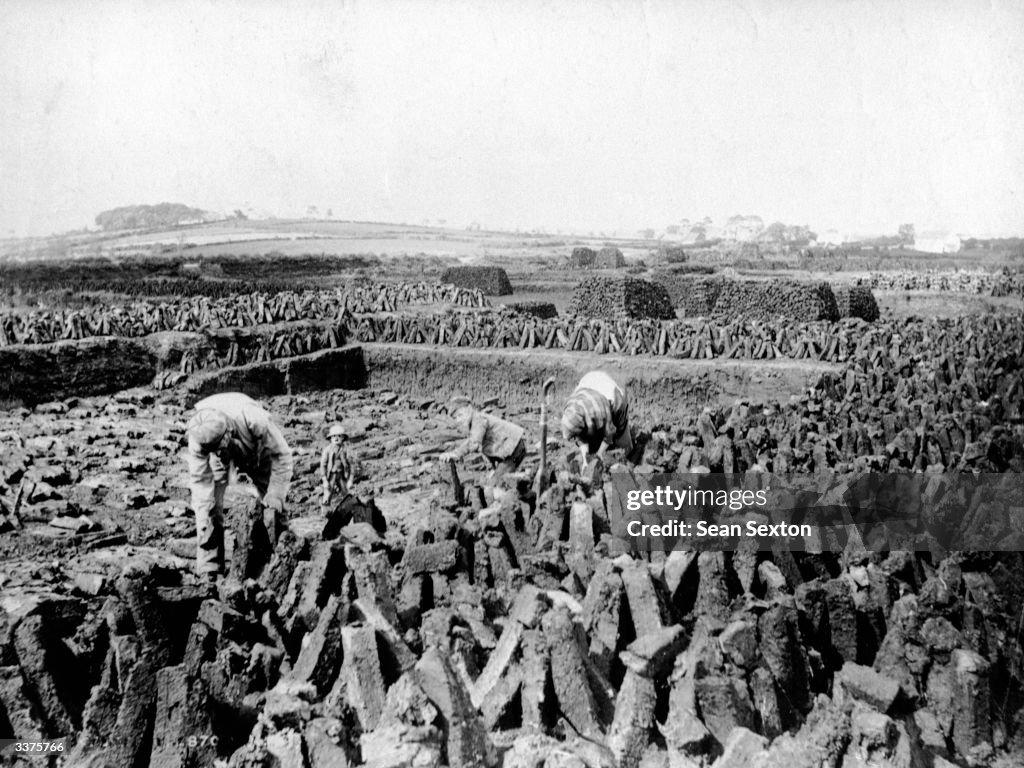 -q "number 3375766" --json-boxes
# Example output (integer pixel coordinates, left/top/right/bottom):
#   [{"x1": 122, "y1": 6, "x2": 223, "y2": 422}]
[{"x1": 14, "y1": 742, "x2": 65, "y2": 752}]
